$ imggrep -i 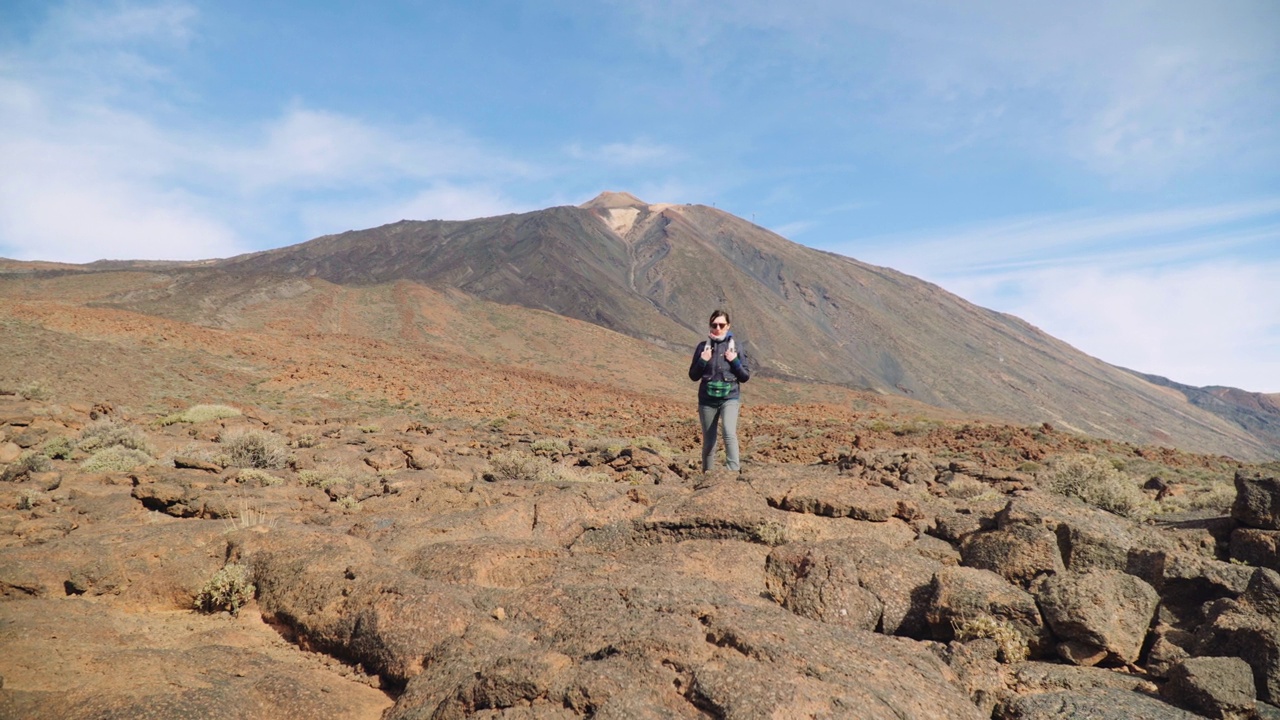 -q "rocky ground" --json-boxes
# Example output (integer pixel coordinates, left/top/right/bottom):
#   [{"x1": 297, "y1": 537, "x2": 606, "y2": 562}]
[{"x1": 1, "y1": 391, "x2": 1279, "y2": 719}]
